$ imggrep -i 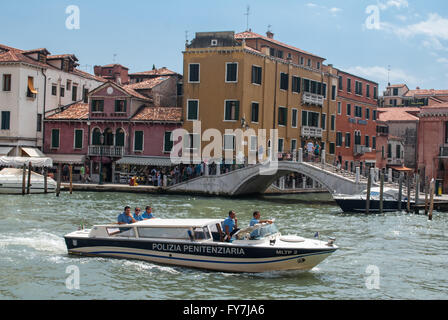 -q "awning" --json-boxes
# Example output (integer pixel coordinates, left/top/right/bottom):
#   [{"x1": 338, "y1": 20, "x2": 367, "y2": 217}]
[
  {"x1": 21, "y1": 147, "x2": 45, "y2": 158},
  {"x1": 47, "y1": 154, "x2": 86, "y2": 165},
  {"x1": 0, "y1": 146, "x2": 14, "y2": 156},
  {"x1": 390, "y1": 166, "x2": 413, "y2": 172},
  {"x1": 116, "y1": 156, "x2": 175, "y2": 167},
  {"x1": 28, "y1": 77, "x2": 38, "y2": 94},
  {"x1": 0, "y1": 156, "x2": 53, "y2": 167}
]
